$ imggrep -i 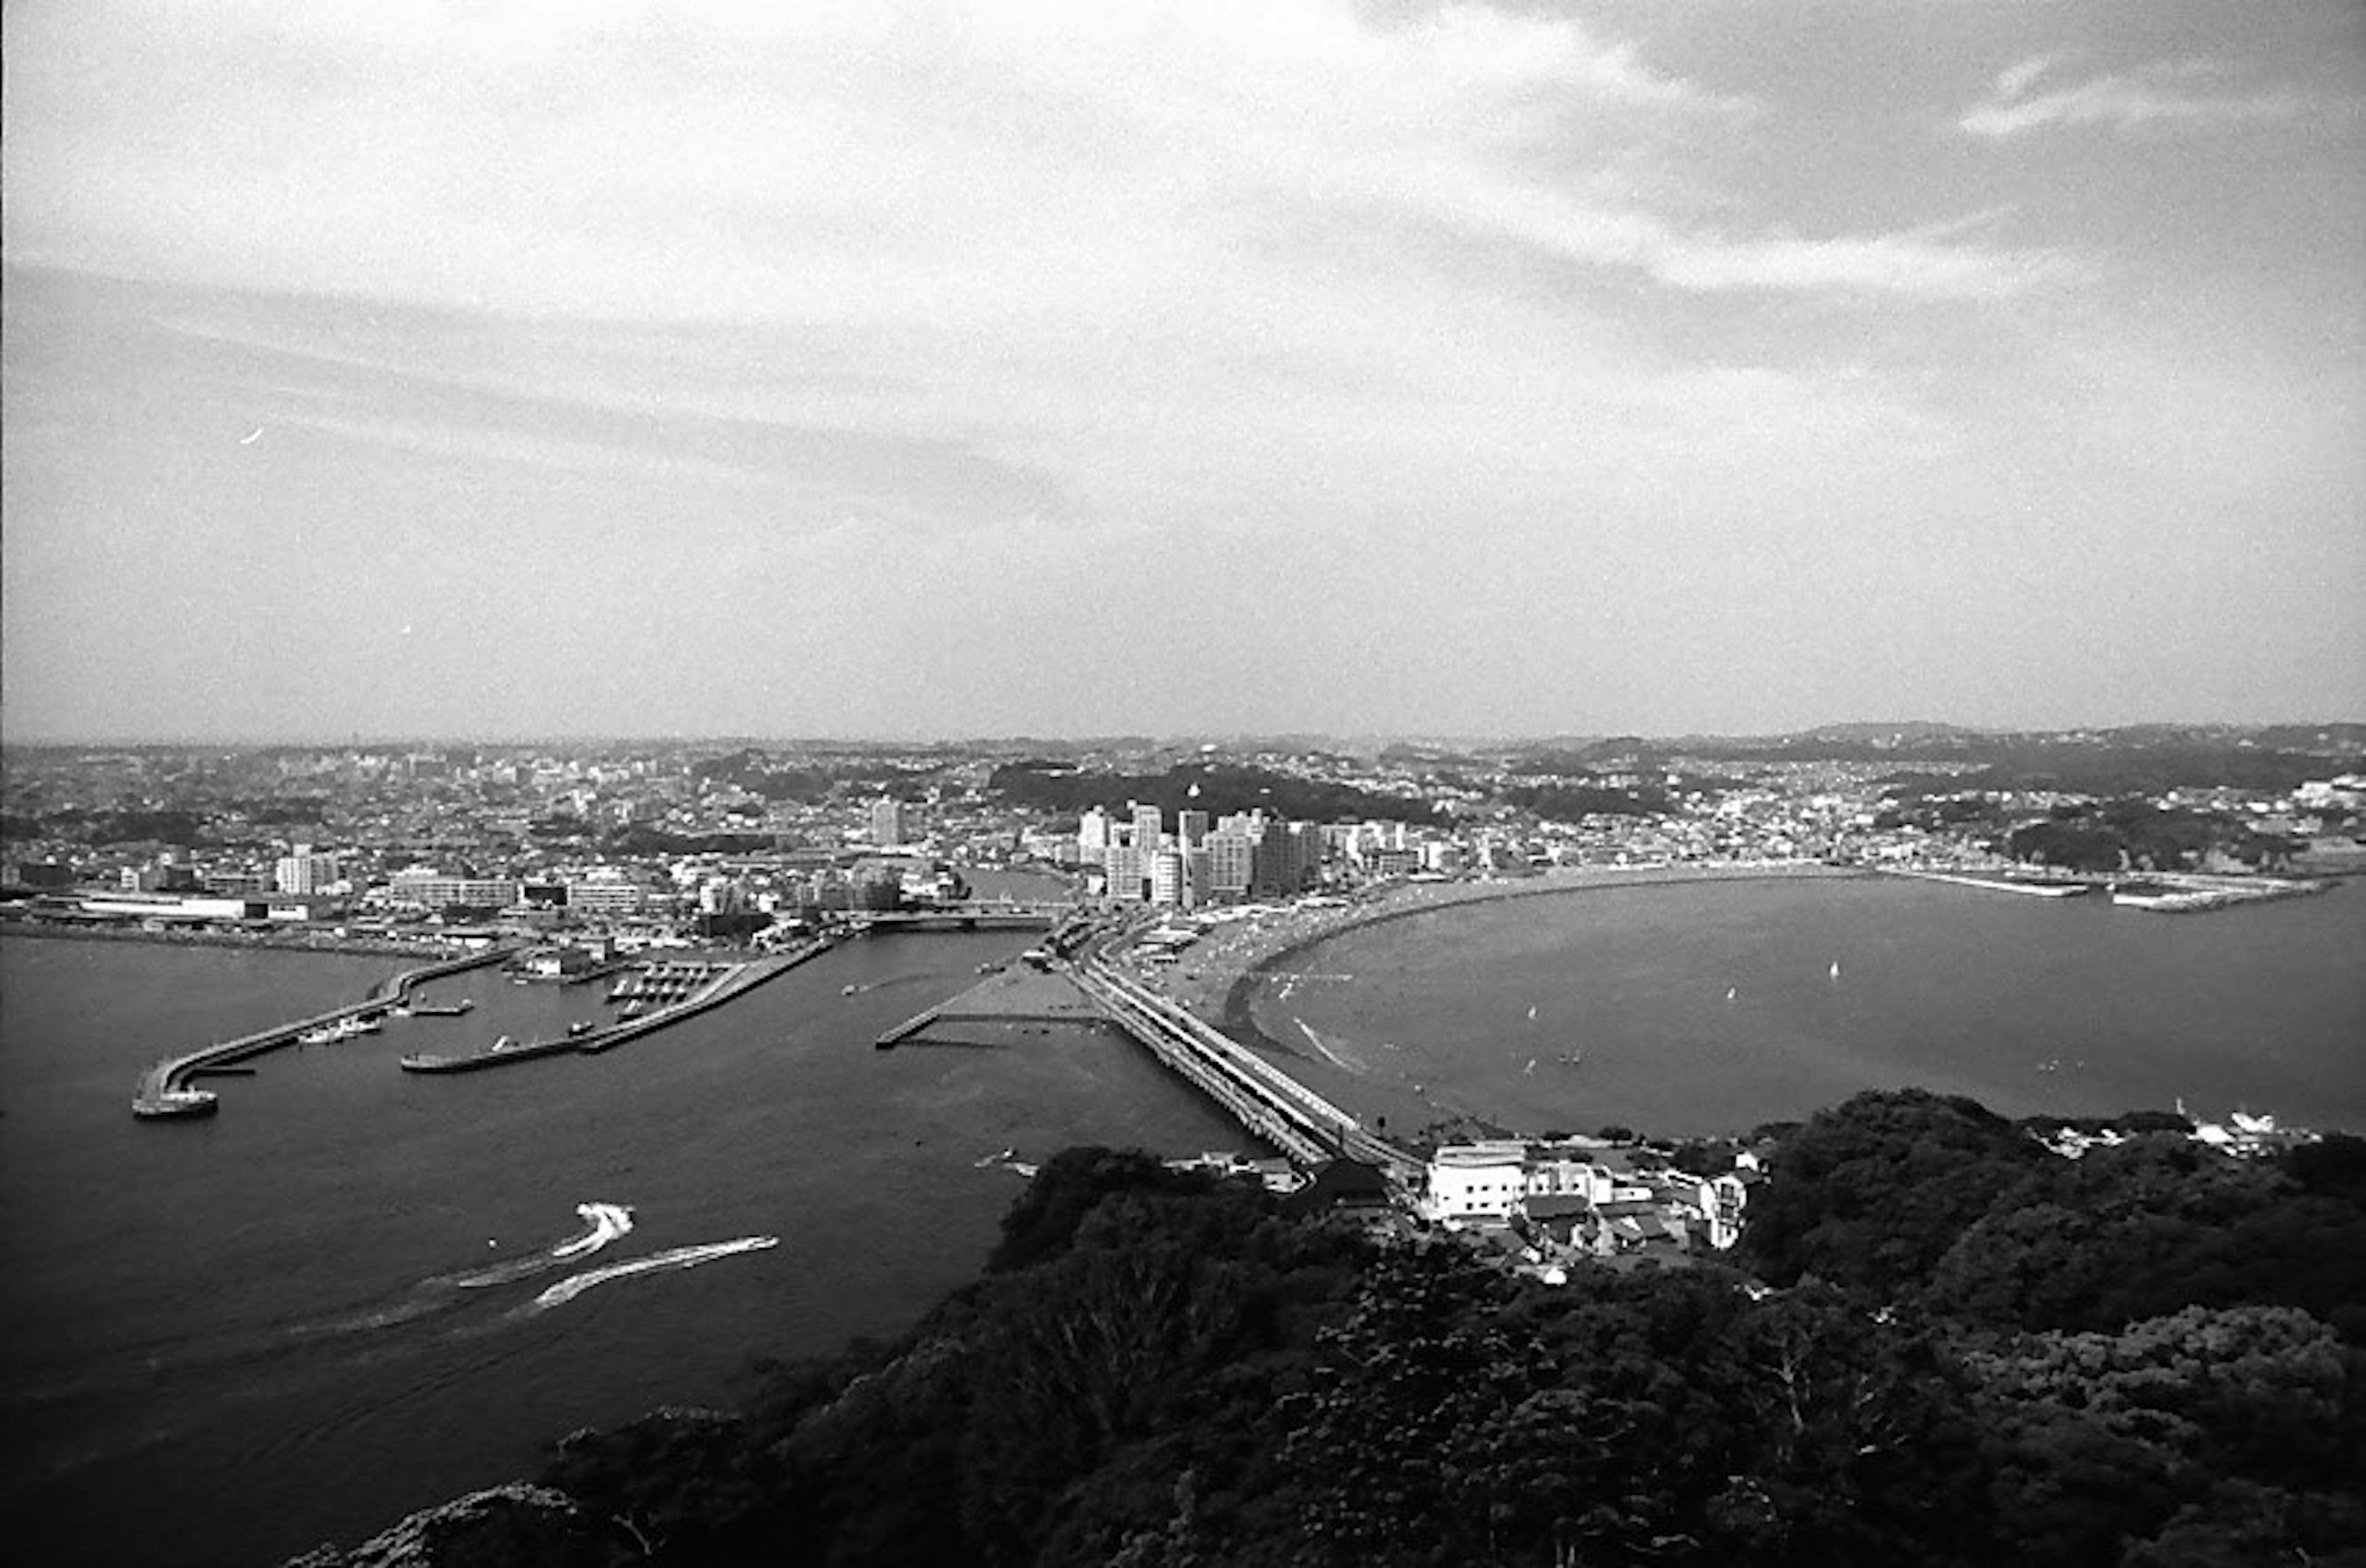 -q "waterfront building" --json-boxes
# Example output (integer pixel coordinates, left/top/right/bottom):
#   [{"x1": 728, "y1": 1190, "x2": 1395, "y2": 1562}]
[
  {"x1": 1423, "y1": 1142, "x2": 1530, "y2": 1225},
  {"x1": 564, "y1": 875, "x2": 648, "y2": 916},
  {"x1": 1206, "y1": 831, "x2": 1254, "y2": 898},
  {"x1": 387, "y1": 870, "x2": 525, "y2": 909}
]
